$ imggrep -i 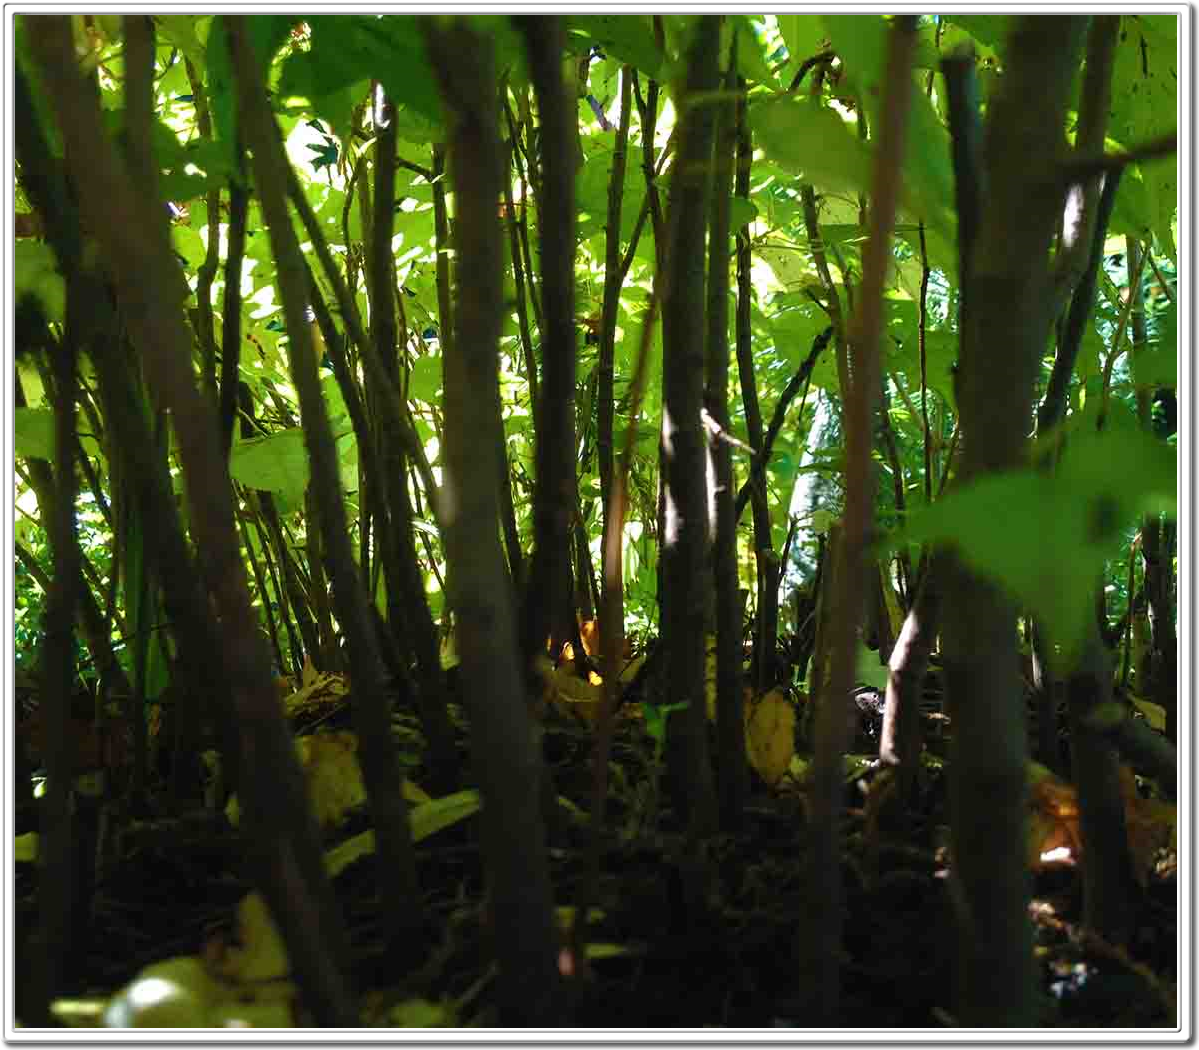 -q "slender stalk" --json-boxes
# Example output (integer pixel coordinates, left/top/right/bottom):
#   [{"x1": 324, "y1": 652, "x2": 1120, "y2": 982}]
[
  {"x1": 423, "y1": 18, "x2": 561, "y2": 1025},
  {"x1": 230, "y1": 22, "x2": 422, "y2": 942},
  {"x1": 30, "y1": 14, "x2": 362, "y2": 1023},
  {"x1": 797, "y1": 16, "x2": 916, "y2": 1025}
]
